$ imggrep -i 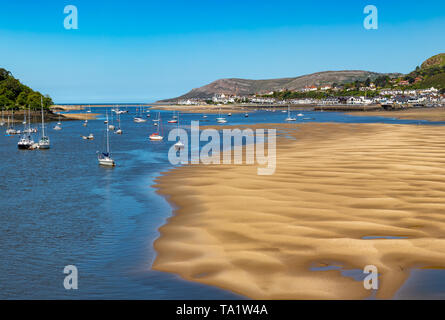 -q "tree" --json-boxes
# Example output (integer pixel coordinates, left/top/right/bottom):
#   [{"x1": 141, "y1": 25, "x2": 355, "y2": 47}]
[
  {"x1": 16, "y1": 91, "x2": 28, "y2": 107},
  {"x1": 364, "y1": 77, "x2": 371, "y2": 87},
  {"x1": 0, "y1": 68, "x2": 11, "y2": 81},
  {"x1": 26, "y1": 92, "x2": 42, "y2": 109},
  {"x1": 0, "y1": 67, "x2": 53, "y2": 109}
]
